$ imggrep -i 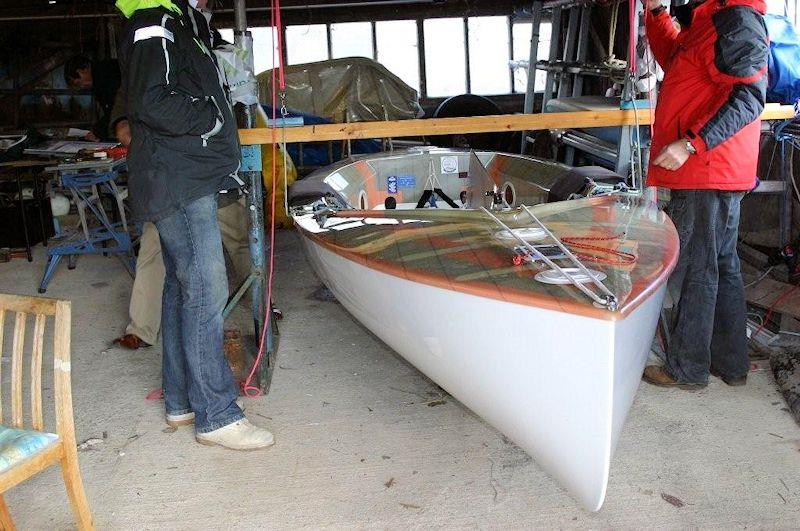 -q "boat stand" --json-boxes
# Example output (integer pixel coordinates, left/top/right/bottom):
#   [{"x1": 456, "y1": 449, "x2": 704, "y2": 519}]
[{"x1": 223, "y1": 0, "x2": 278, "y2": 394}]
